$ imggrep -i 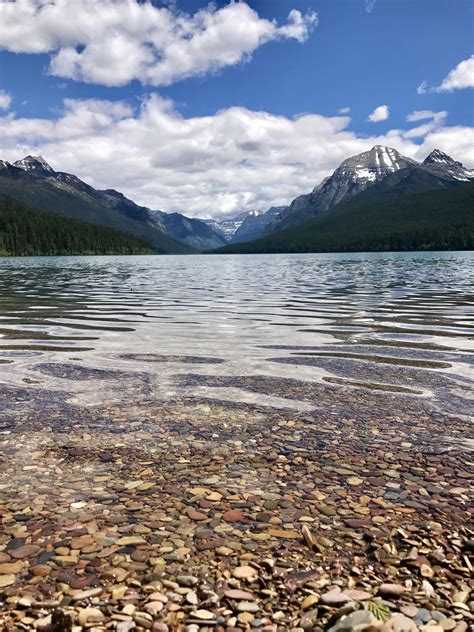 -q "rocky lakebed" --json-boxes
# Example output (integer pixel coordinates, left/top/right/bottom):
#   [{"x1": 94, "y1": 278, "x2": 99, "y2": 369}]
[
  {"x1": 0, "y1": 253, "x2": 472, "y2": 631},
  {"x1": 0, "y1": 358, "x2": 472, "y2": 632}
]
